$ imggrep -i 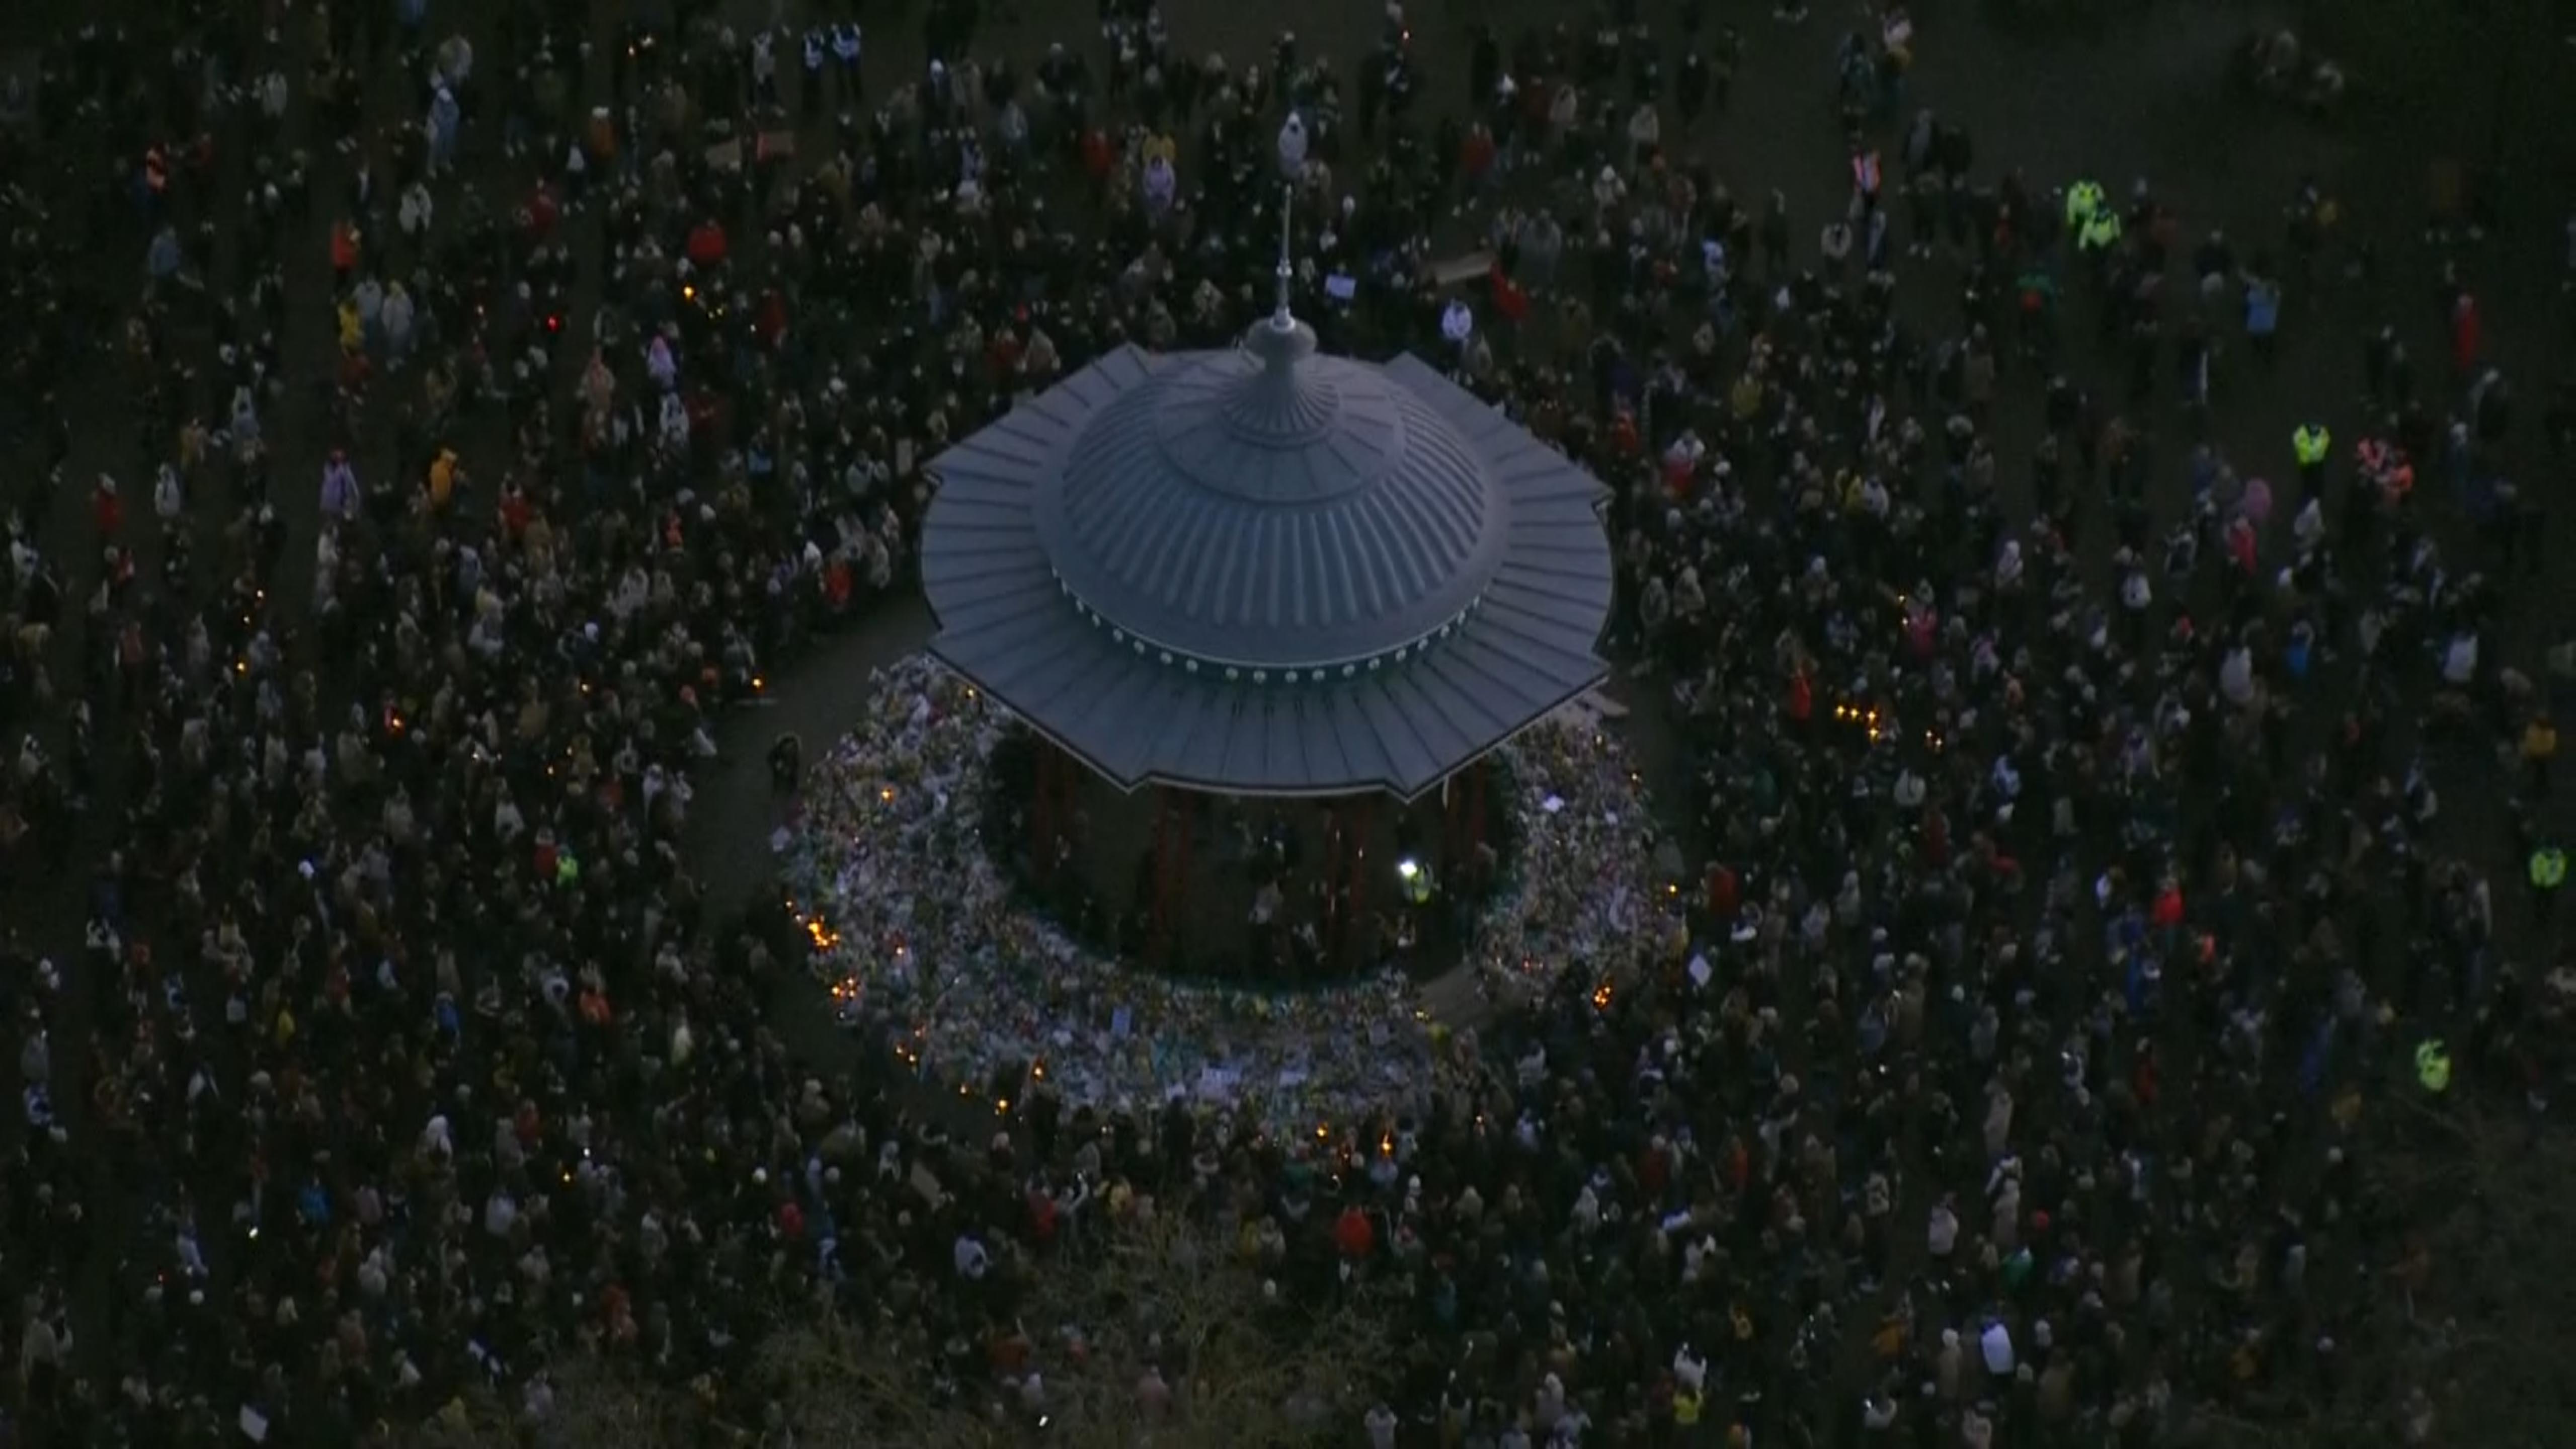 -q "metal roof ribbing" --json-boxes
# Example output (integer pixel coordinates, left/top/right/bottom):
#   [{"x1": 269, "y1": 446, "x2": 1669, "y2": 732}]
[
  {"x1": 921, "y1": 330, "x2": 1613, "y2": 800},
  {"x1": 1033, "y1": 320, "x2": 1509, "y2": 673}
]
